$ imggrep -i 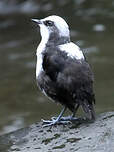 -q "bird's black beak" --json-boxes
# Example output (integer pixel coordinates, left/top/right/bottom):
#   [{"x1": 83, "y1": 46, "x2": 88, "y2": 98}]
[{"x1": 31, "y1": 19, "x2": 42, "y2": 24}]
